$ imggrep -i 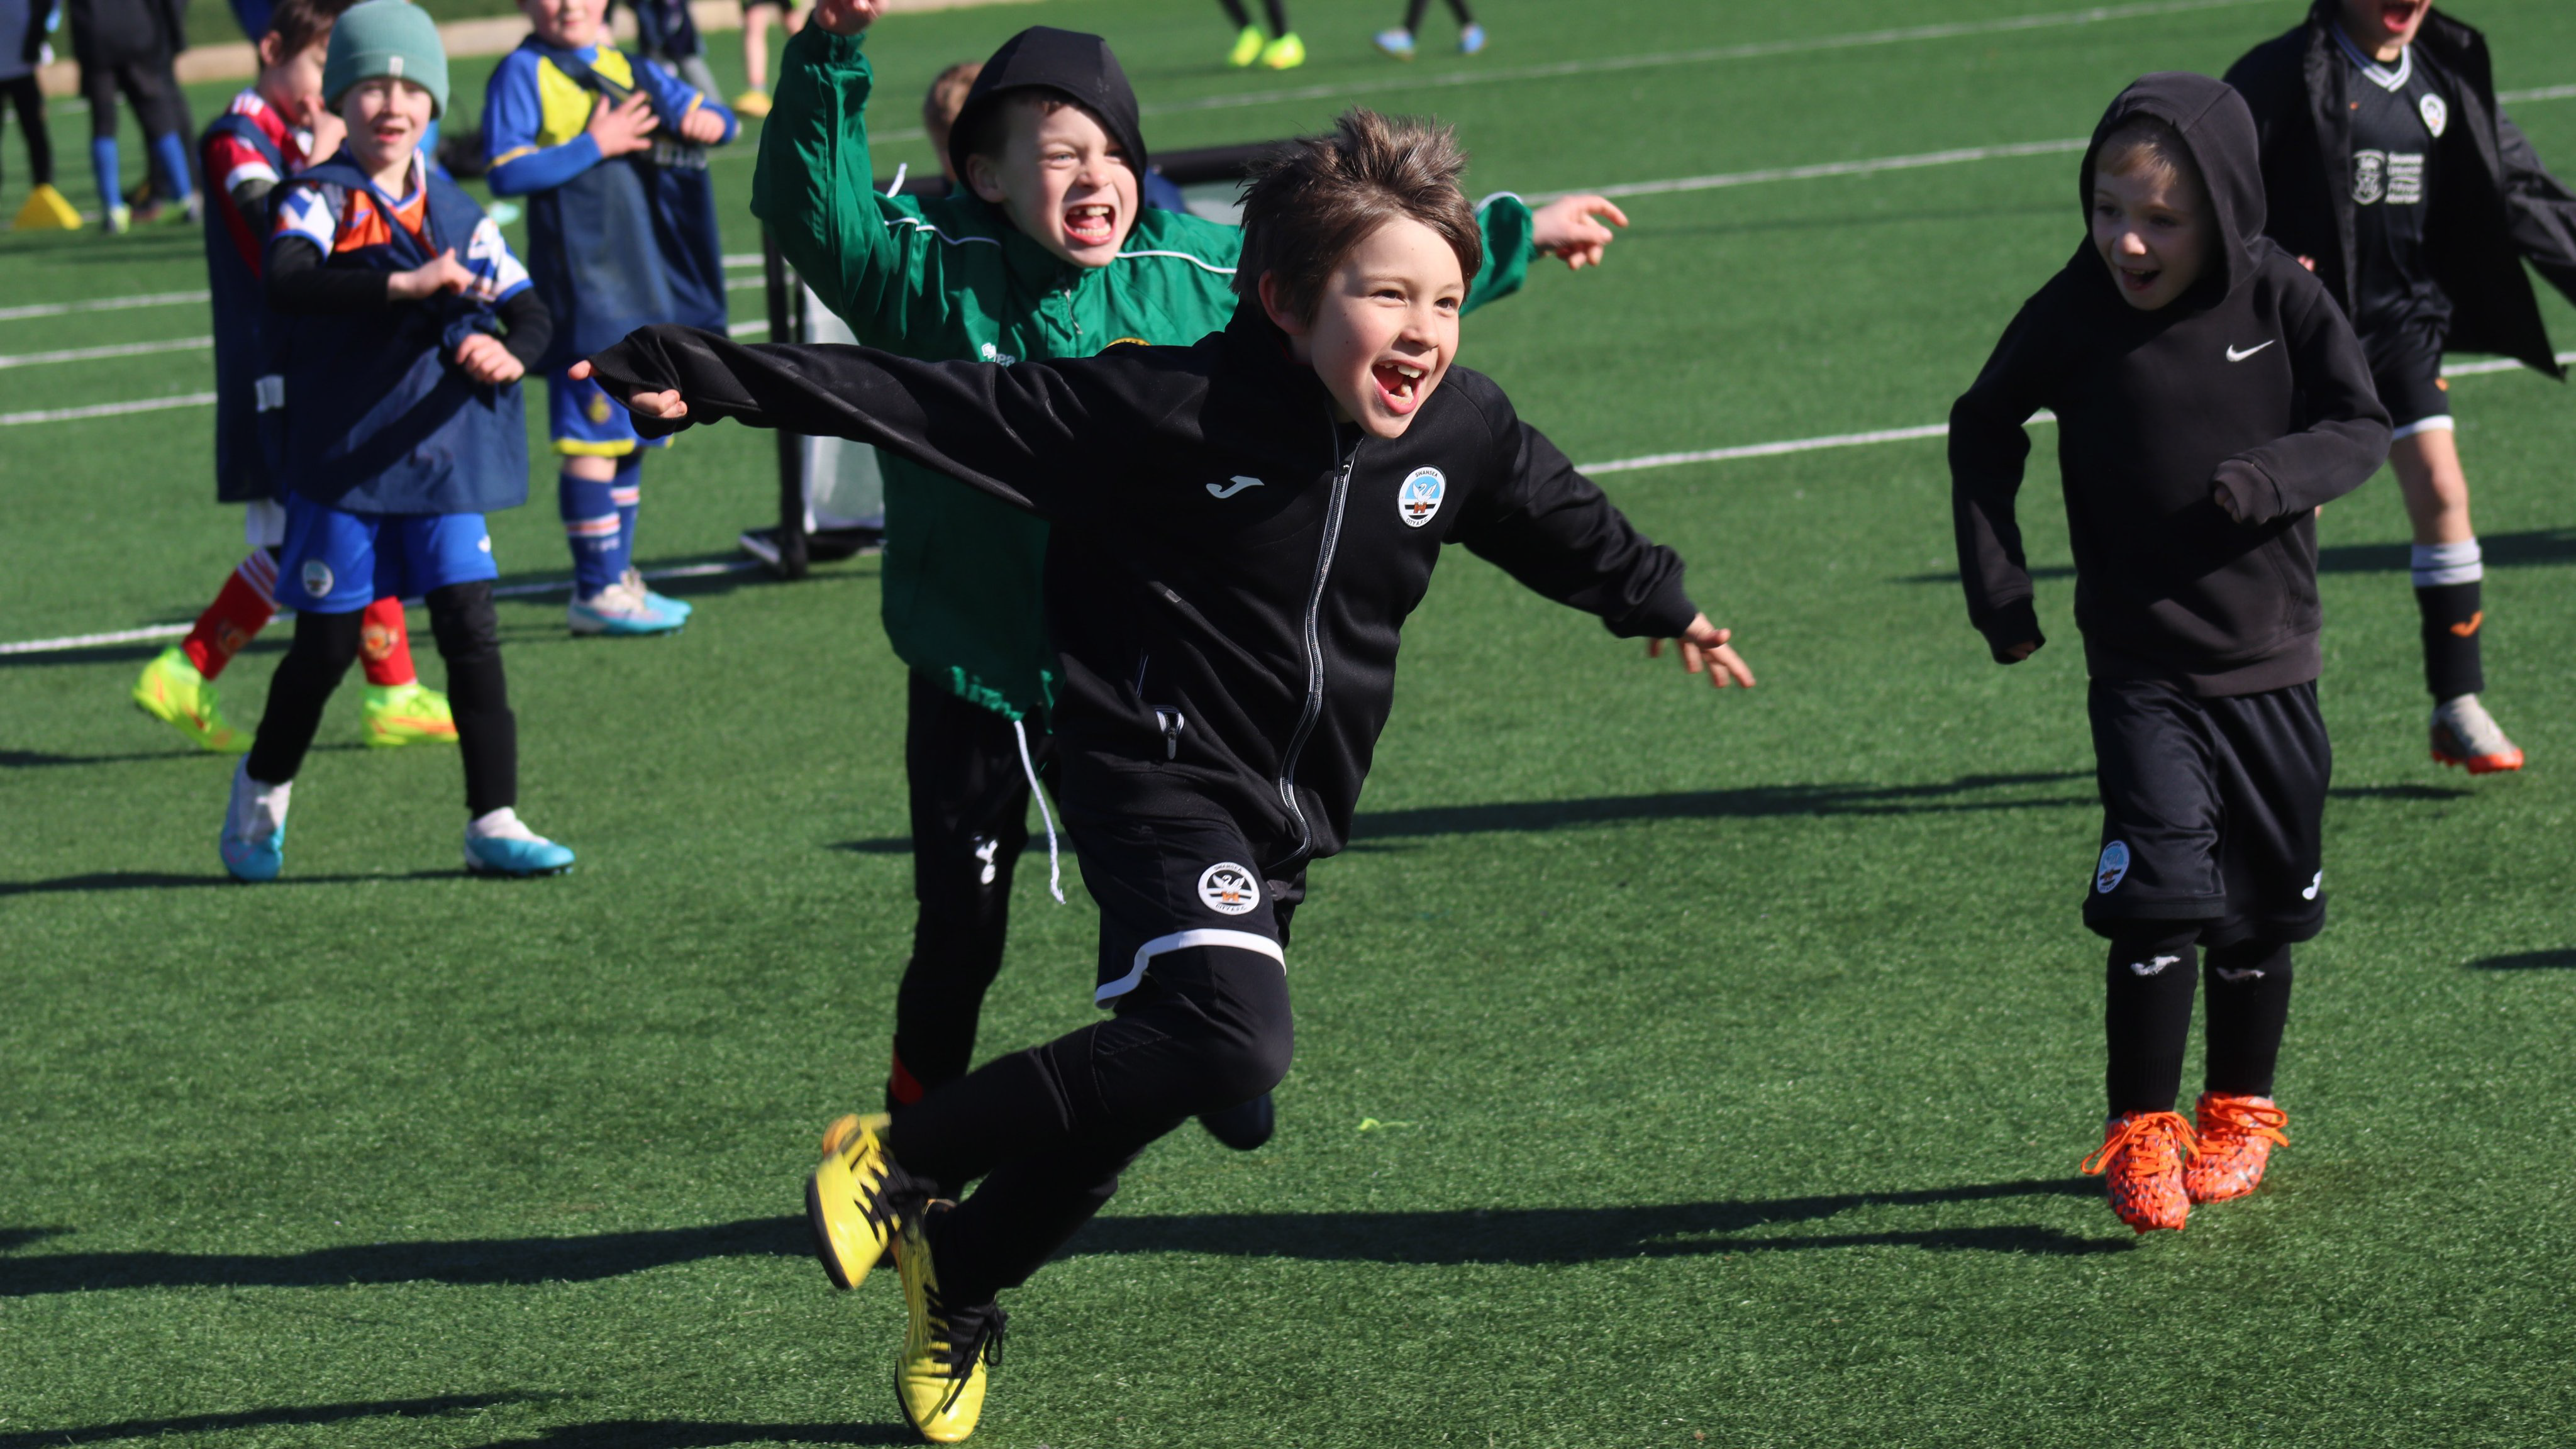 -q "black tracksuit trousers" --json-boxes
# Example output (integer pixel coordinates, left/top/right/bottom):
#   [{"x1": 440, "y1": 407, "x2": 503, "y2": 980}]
[
  {"x1": 882, "y1": 935, "x2": 1294, "y2": 1309},
  {"x1": 891, "y1": 674, "x2": 1055, "y2": 1103}
]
